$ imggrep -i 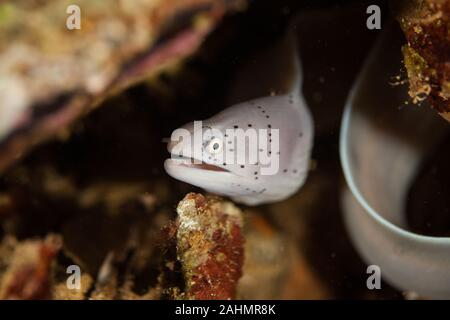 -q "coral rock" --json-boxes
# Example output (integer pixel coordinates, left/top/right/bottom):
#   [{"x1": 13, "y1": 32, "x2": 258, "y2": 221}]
[
  {"x1": 0, "y1": 235, "x2": 62, "y2": 299},
  {"x1": 175, "y1": 193, "x2": 244, "y2": 300},
  {"x1": 395, "y1": 0, "x2": 450, "y2": 115}
]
